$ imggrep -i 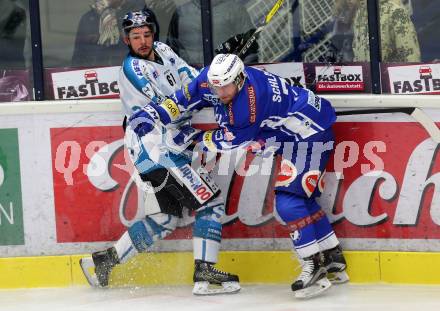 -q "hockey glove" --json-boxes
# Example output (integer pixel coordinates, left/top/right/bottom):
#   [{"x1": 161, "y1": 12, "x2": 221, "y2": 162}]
[
  {"x1": 128, "y1": 105, "x2": 160, "y2": 137},
  {"x1": 215, "y1": 28, "x2": 258, "y2": 56},
  {"x1": 165, "y1": 124, "x2": 201, "y2": 154}
]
